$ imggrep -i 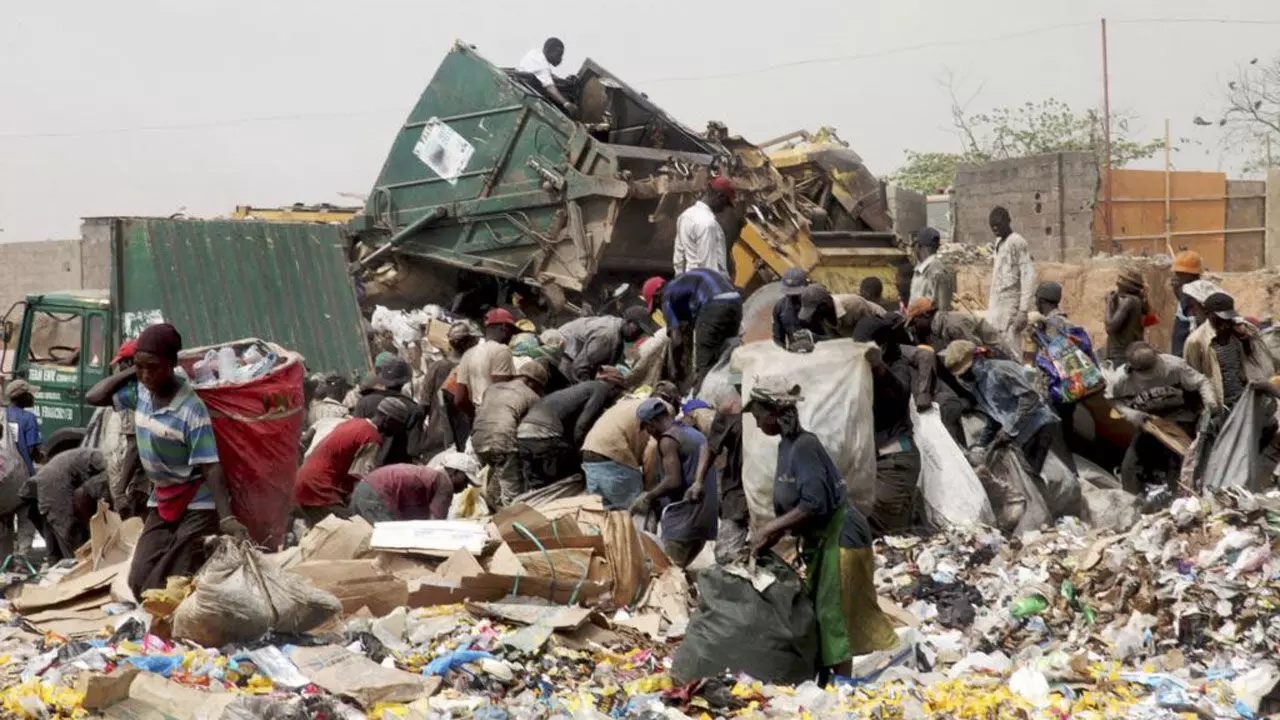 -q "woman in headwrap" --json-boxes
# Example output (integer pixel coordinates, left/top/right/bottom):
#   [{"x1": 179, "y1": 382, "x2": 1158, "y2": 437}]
[
  {"x1": 87, "y1": 323, "x2": 247, "y2": 598},
  {"x1": 1105, "y1": 267, "x2": 1151, "y2": 364},
  {"x1": 745, "y1": 376, "x2": 898, "y2": 678}
]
